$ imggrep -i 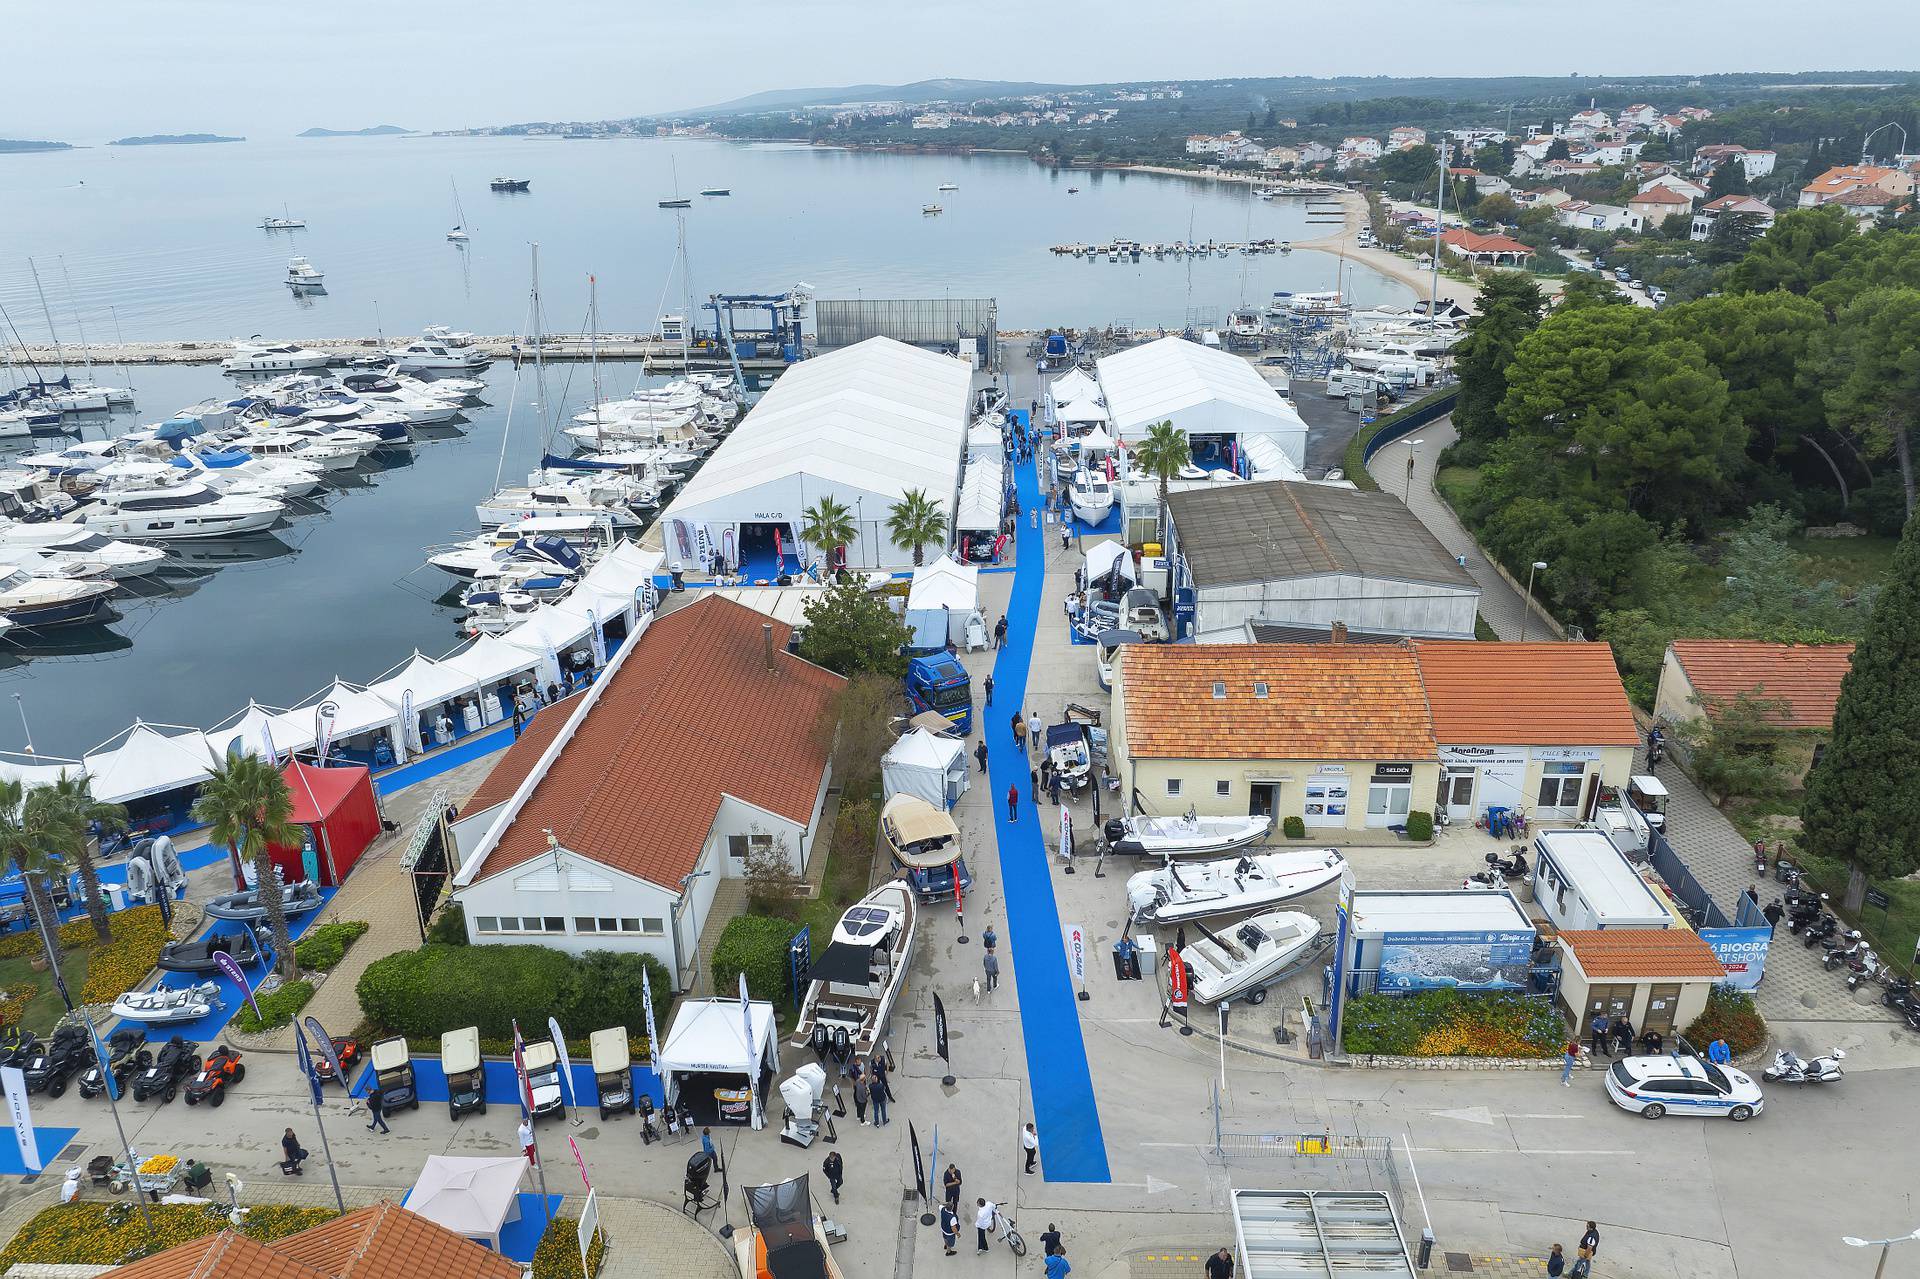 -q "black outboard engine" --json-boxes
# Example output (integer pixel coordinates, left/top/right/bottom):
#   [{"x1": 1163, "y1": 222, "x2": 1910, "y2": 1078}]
[
  {"x1": 810, "y1": 1024, "x2": 830, "y2": 1058},
  {"x1": 683, "y1": 1150, "x2": 716, "y2": 1213},
  {"x1": 1104, "y1": 818, "x2": 1127, "y2": 845},
  {"x1": 637, "y1": 1094, "x2": 659, "y2": 1145},
  {"x1": 831, "y1": 1025, "x2": 851, "y2": 1065}
]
